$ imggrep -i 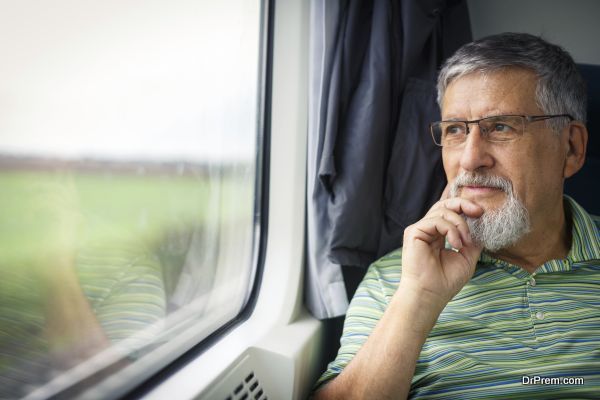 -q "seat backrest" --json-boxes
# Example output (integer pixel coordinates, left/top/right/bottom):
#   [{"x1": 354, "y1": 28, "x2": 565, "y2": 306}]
[{"x1": 564, "y1": 64, "x2": 600, "y2": 215}]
